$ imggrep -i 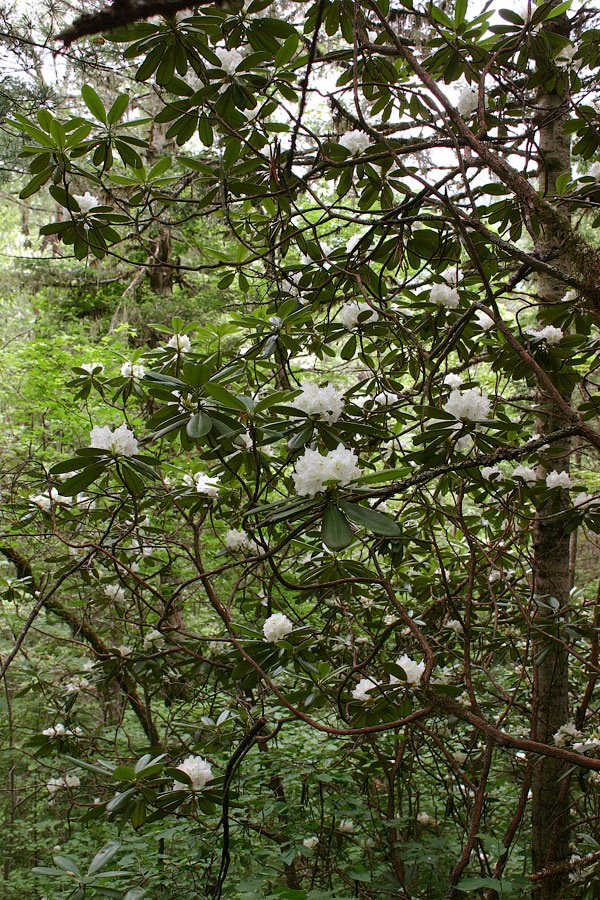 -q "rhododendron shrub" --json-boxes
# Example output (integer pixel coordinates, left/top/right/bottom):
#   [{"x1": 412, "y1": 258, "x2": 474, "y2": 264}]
[{"x1": 7, "y1": 1, "x2": 600, "y2": 899}]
